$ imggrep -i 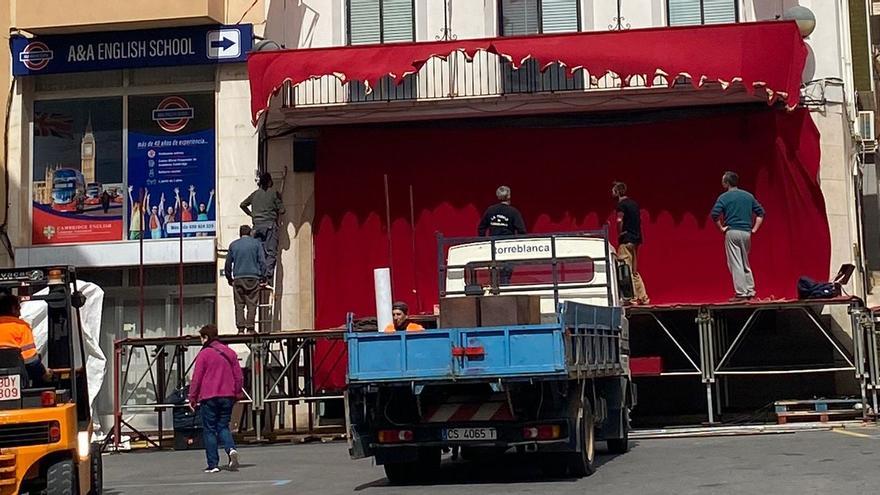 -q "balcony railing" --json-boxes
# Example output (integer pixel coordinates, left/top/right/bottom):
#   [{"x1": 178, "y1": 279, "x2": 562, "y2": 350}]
[{"x1": 284, "y1": 51, "x2": 670, "y2": 109}]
